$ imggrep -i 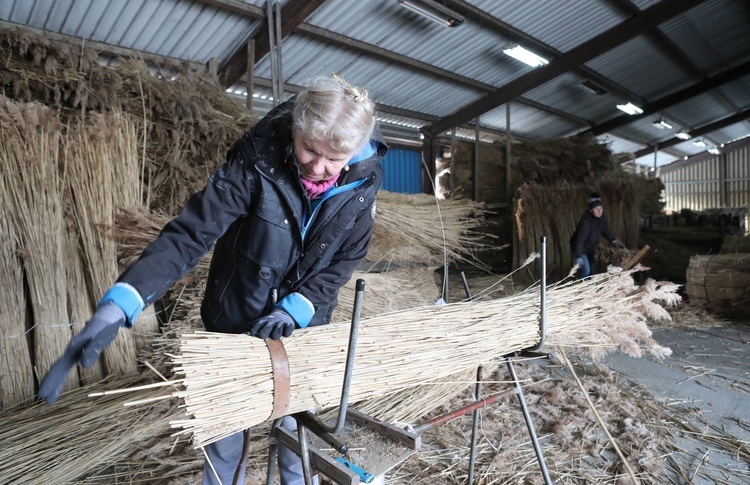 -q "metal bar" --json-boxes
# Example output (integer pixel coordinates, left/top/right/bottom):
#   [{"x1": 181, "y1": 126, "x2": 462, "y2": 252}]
[
  {"x1": 467, "y1": 365, "x2": 484, "y2": 485},
  {"x1": 246, "y1": 39, "x2": 255, "y2": 110},
  {"x1": 506, "y1": 358, "x2": 552, "y2": 484},
  {"x1": 266, "y1": 0, "x2": 279, "y2": 106},
  {"x1": 460, "y1": 271, "x2": 471, "y2": 301},
  {"x1": 265, "y1": 417, "x2": 284, "y2": 484},
  {"x1": 529, "y1": 236, "x2": 546, "y2": 351},
  {"x1": 274, "y1": 0, "x2": 283, "y2": 101},
  {"x1": 297, "y1": 423, "x2": 315, "y2": 484},
  {"x1": 413, "y1": 389, "x2": 514, "y2": 434}
]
